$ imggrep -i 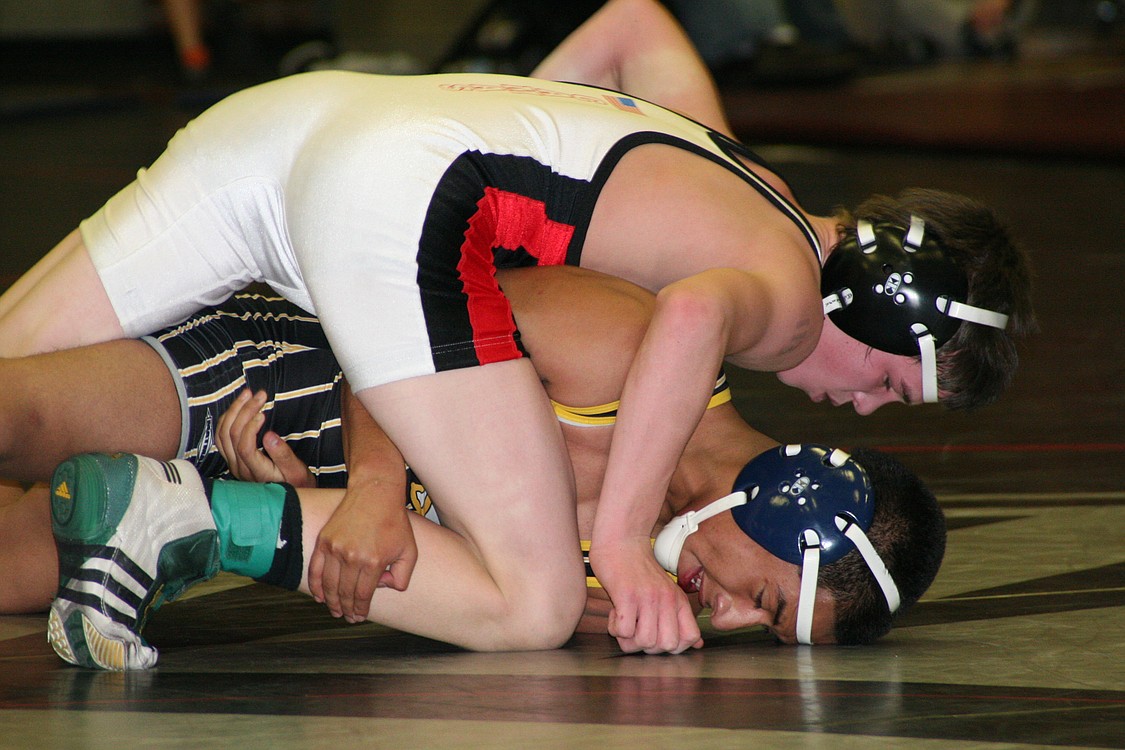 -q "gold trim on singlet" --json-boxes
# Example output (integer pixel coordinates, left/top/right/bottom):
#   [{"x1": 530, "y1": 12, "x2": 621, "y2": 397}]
[{"x1": 553, "y1": 372, "x2": 732, "y2": 427}]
